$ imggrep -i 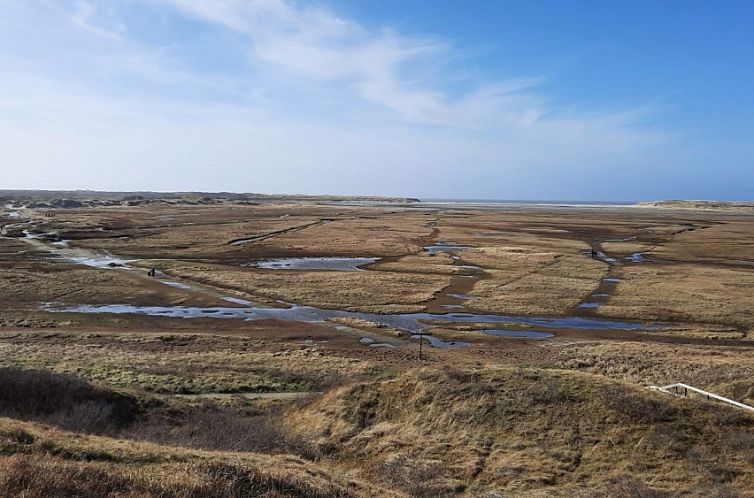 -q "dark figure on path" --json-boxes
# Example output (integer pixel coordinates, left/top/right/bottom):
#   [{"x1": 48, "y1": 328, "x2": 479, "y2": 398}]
[
  {"x1": 147, "y1": 268, "x2": 156, "y2": 277},
  {"x1": 591, "y1": 249, "x2": 598, "y2": 258}
]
